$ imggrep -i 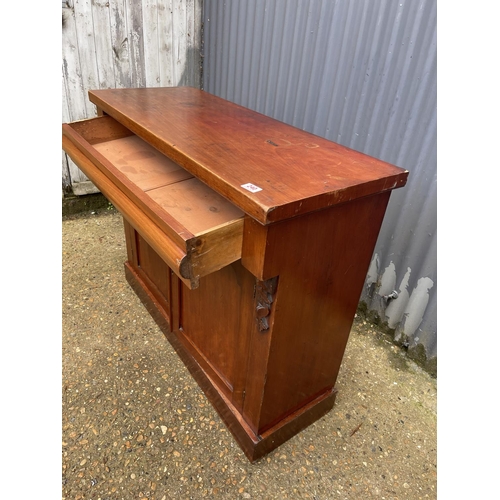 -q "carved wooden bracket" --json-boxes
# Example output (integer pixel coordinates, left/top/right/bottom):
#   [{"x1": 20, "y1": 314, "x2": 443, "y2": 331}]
[{"x1": 255, "y1": 277, "x2": 278, "y2": 332}]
